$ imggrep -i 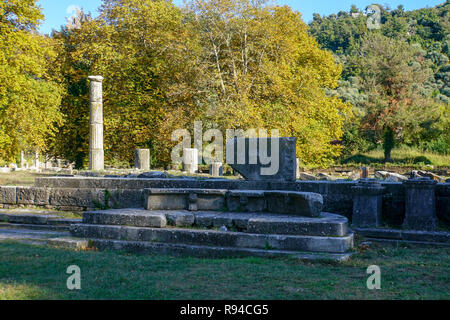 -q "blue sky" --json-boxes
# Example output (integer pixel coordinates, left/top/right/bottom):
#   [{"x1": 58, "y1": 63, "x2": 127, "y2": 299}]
[{"x1": 37, "y1": 0, "x2": 444, "y2": 35}]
